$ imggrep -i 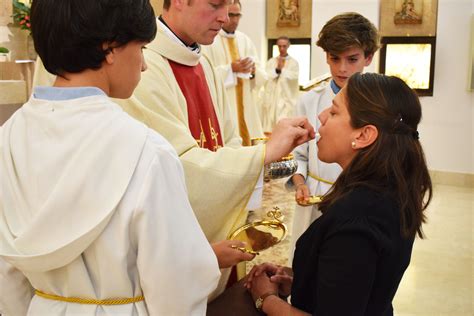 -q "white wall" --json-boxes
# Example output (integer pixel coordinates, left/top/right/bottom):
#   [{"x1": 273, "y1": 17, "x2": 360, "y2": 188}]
[
  {"x1": 238, "y1": 0, "x2": 267, "y2": 63},
  {"x1": 418, "y1": 0, "x2": 473, "y2": 174},
  {"x1": 238, "y1": 0, "x2": 474, "y2": 174}
]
